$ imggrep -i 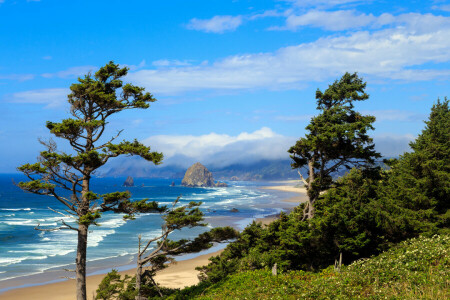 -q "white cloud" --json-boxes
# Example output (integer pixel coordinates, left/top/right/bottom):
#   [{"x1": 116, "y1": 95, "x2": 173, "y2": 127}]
[
  {"x1": 284, "y1": 10, "x2": 376, "y2": 31},
  {"x1": 41, "y1": 65, "x2": 96, "y2": 78},
  {"x1": 432, "y1": 4, "x2": 450, "y2": 12},
  {"x1": 186, "y1": 15, "x2": 243, "y2": 33},
  {"x1": 9, "y1": 88, "x2": 69, "y2": 108},
  {"x1": 275, "y1": 115, "x2": 314, "y2": 122},
  {"x1": 283, "y1": 0, "x2": 364, "y2": 9},
  {"x1": 278, "y1": 10, "x2": 450, "y2": 32},
  {"x1": 127, "y1": 13, "x2": 450, "y2": 95},
  {"x1": 42, "y1": 55, "x2": 52, "y2": 60},
  {"x1": 140, "y1": 128, "x2": 413, "y2": 168},
  {"x1": 364, "y1": 110, "x2": 426, "y2": 122},
  {"x1": 0, "y1": 74, "x2": 34, "y2": 81},
  {"x1": 152, "y1": 59, "x2": 192, "y2": 67},
  {"x1": 123, "y1": 60, "x2": 146, "y2": 71},
  {"x1": 142, "y1": 127, "x2": 296, "y2": 168}
]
